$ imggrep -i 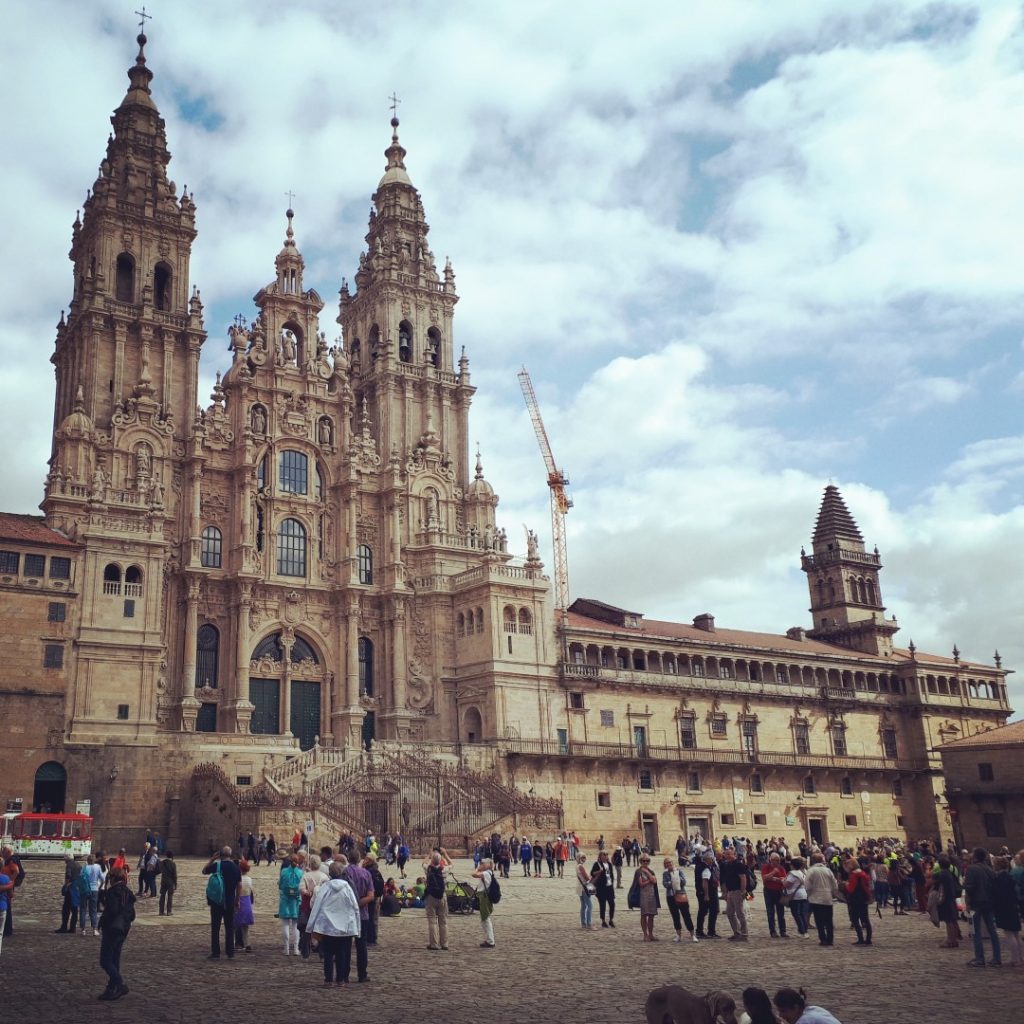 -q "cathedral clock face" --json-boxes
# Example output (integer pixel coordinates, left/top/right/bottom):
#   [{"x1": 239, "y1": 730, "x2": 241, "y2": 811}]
[{"x1": 316, "y1": 359, "x2": 332, "y2": 380}]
